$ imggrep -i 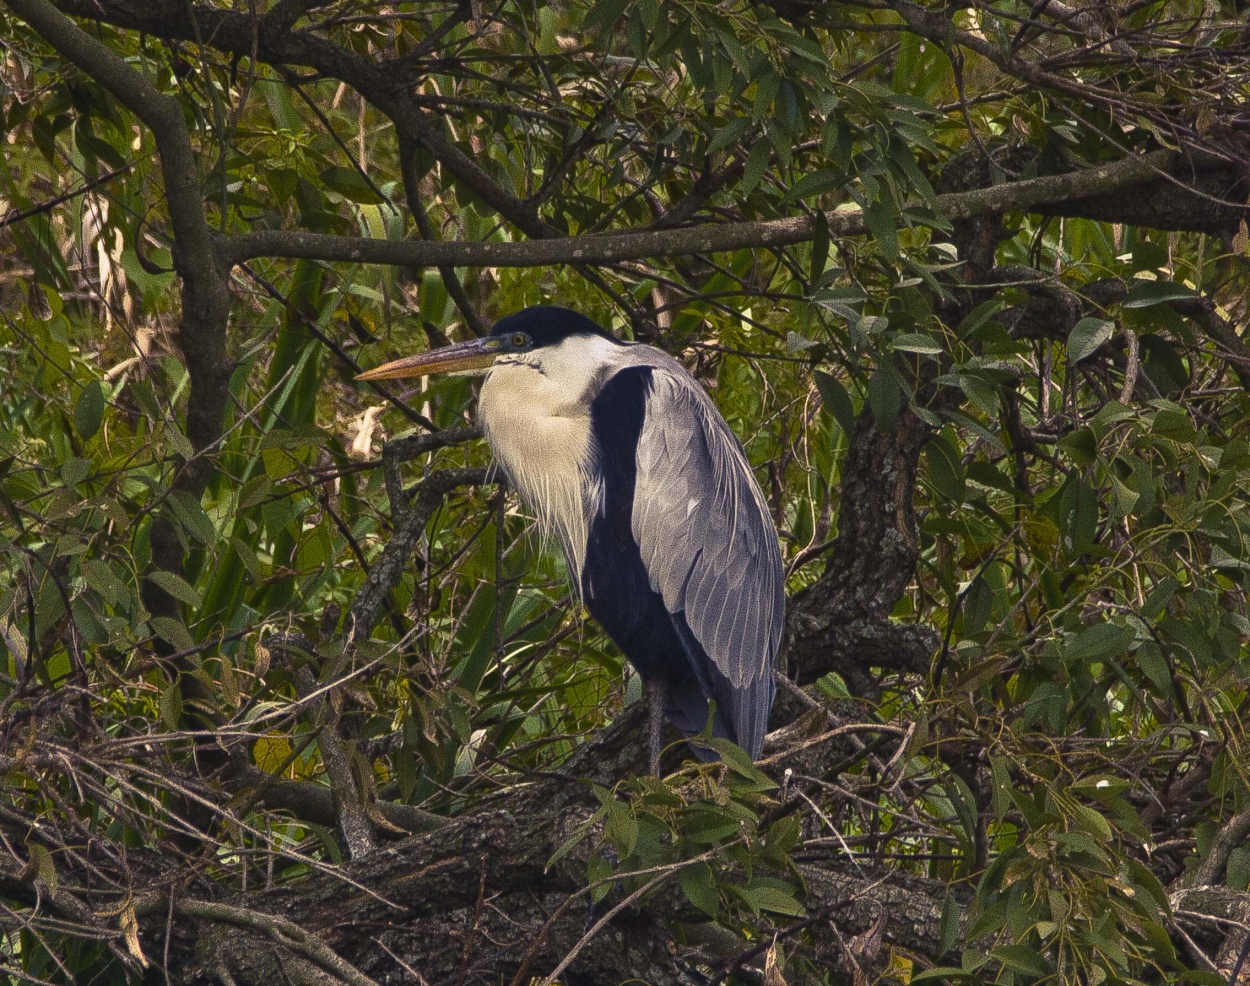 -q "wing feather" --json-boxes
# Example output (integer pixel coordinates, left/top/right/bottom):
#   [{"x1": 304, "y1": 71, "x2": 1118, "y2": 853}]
[{"x1": 626, "y1": 361, "x2": 784, "y2": 756}]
